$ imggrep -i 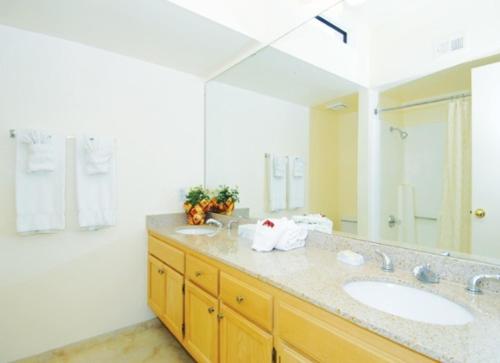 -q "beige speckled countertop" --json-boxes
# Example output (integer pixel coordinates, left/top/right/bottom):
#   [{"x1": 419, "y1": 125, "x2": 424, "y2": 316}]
[{"x1": 147, "y1": 215, "x2": 500, "y2": 363}]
